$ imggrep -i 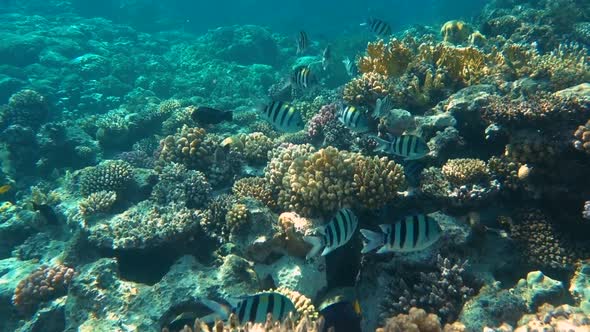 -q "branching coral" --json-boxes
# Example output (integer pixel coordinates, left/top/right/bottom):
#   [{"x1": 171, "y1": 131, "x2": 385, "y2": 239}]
[
  {"x1": 487, "y1": 156, "x2": 522, "y2": 190},
  {"x1": 378, "y1": 307, "x2": 466, "y2": 332},
  {"x1": 226, "y1": 132, "x2": 275, "y2": 164},
  {"x1": 156, "y1": 125, "x2": 217, "y2": 170},
  {"x1": 500, "y1": 210, "x2": 584, "y2": 269},
  {"x1": 13, "y1": 264, "x2": 75, "y2": 313},
  {"x1": 79, "y1": 190, "x2": 117, "y2": 216},
  {"x1": 513, "y1": 304, "x2": 590, "y2": 331},
  {"x1": 381, "y1": 255, "x2": 477, "y2": 324},
  {"x1": 441, "y1": 158, "x2": 489, "y2": 186},
  {"x1": 532, "y1": 43, "x2": 590, "y2": 90},
  {"x1": 225, "y1": 203, "x2": 250, "y2": 234},
  {"x1": 265, "y1": 145, "x2": 405, "y2": 216},
  {"x1": 79, "y1": 160, "x2": 133, "y2": 196},
  {"x1": 232, "y1": 177, "x2": 276, "y2": 209},
  {"x1": 200, "y1": 194, "x2": 237, "y2": 243},
  {"x1": 440, "y1": 20, "x2": 474, "y2": 45},
  {"x1": 273, "y1": 286, "x2": 319, "y2": 321},
  {"x1": 162, "y1": 314, "x2": 324, "y2": 332},
  {"x1": 343, "y1": 72, "x2": 395, "y2": 107},
  {"x1": 358, "y1": 38, "x2": 413, "y2": 77},
  {"x1": 152, "y1": 163, "x2": 211, "y2": 208},
  {"x1": 307, "y1": 104, "x2": 337, "y2": 139}
]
